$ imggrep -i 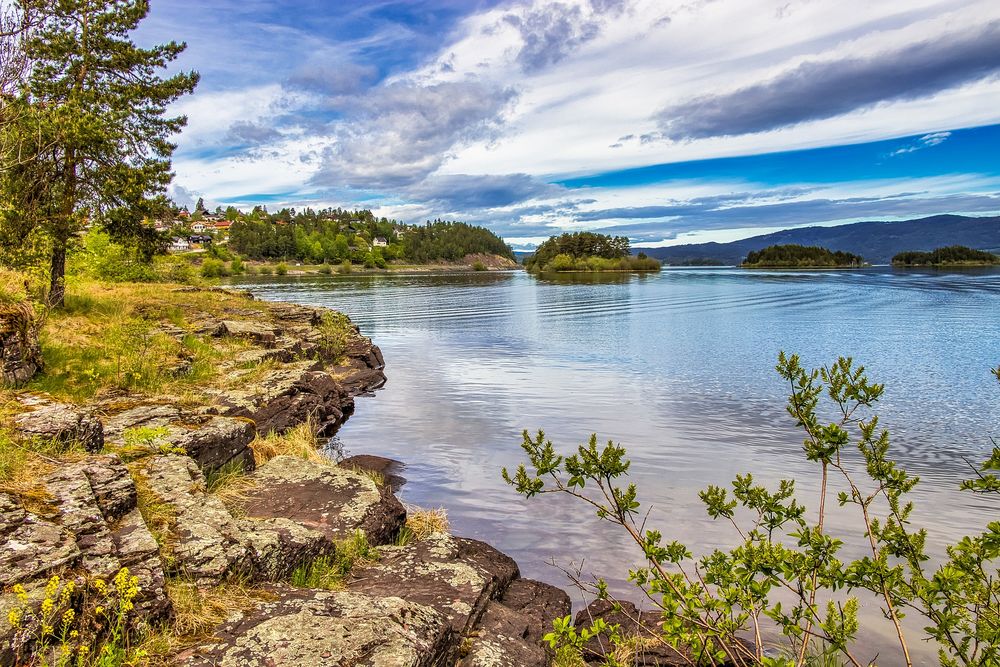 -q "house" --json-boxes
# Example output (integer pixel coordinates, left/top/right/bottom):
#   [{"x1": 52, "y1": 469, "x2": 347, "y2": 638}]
[
  {"x1": 188, "y1": 234, "x2": 213, "y2": 245},
  {"x1": 373, "y1": 237, "x2": 388, "y2": 248},
  {"x1": 169, "y1": 238, "x2": 191, "y2": 252},
  {"x1": 191, "y1": 222, "x2": 207, "y2": 233},
  {"x1": 214, "y1": 220, "x2": 233, "y2": 231}
]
